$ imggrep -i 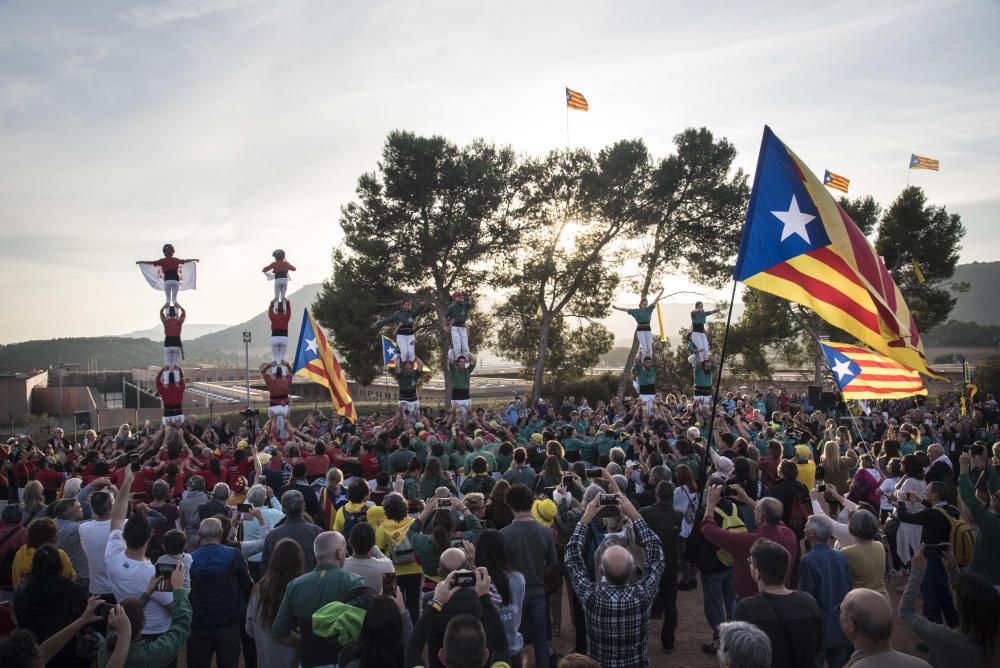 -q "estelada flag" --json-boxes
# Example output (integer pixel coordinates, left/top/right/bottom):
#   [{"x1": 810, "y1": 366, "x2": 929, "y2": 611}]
[
  {"x1": 566, "y1": 87, "x2": 588, "y2": 111},
  {"x1": 293, "y1": 309, "x2": 357, "y2": 422},
  {"x1": 821, "y1": 342, "x2": 927, "y2": 400},
  {"x1": 734, "y1": 126, "x2": 939, "y2": 378},
  {"x1": 909, "y1": 154, "x2": 940, "y2": 171},
  {"x1": 382, "y1": 335, "x2": 399, "y2": 368},
  {"x1": 823, "y1": 170, "x2": 849, "y2": 194}
]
